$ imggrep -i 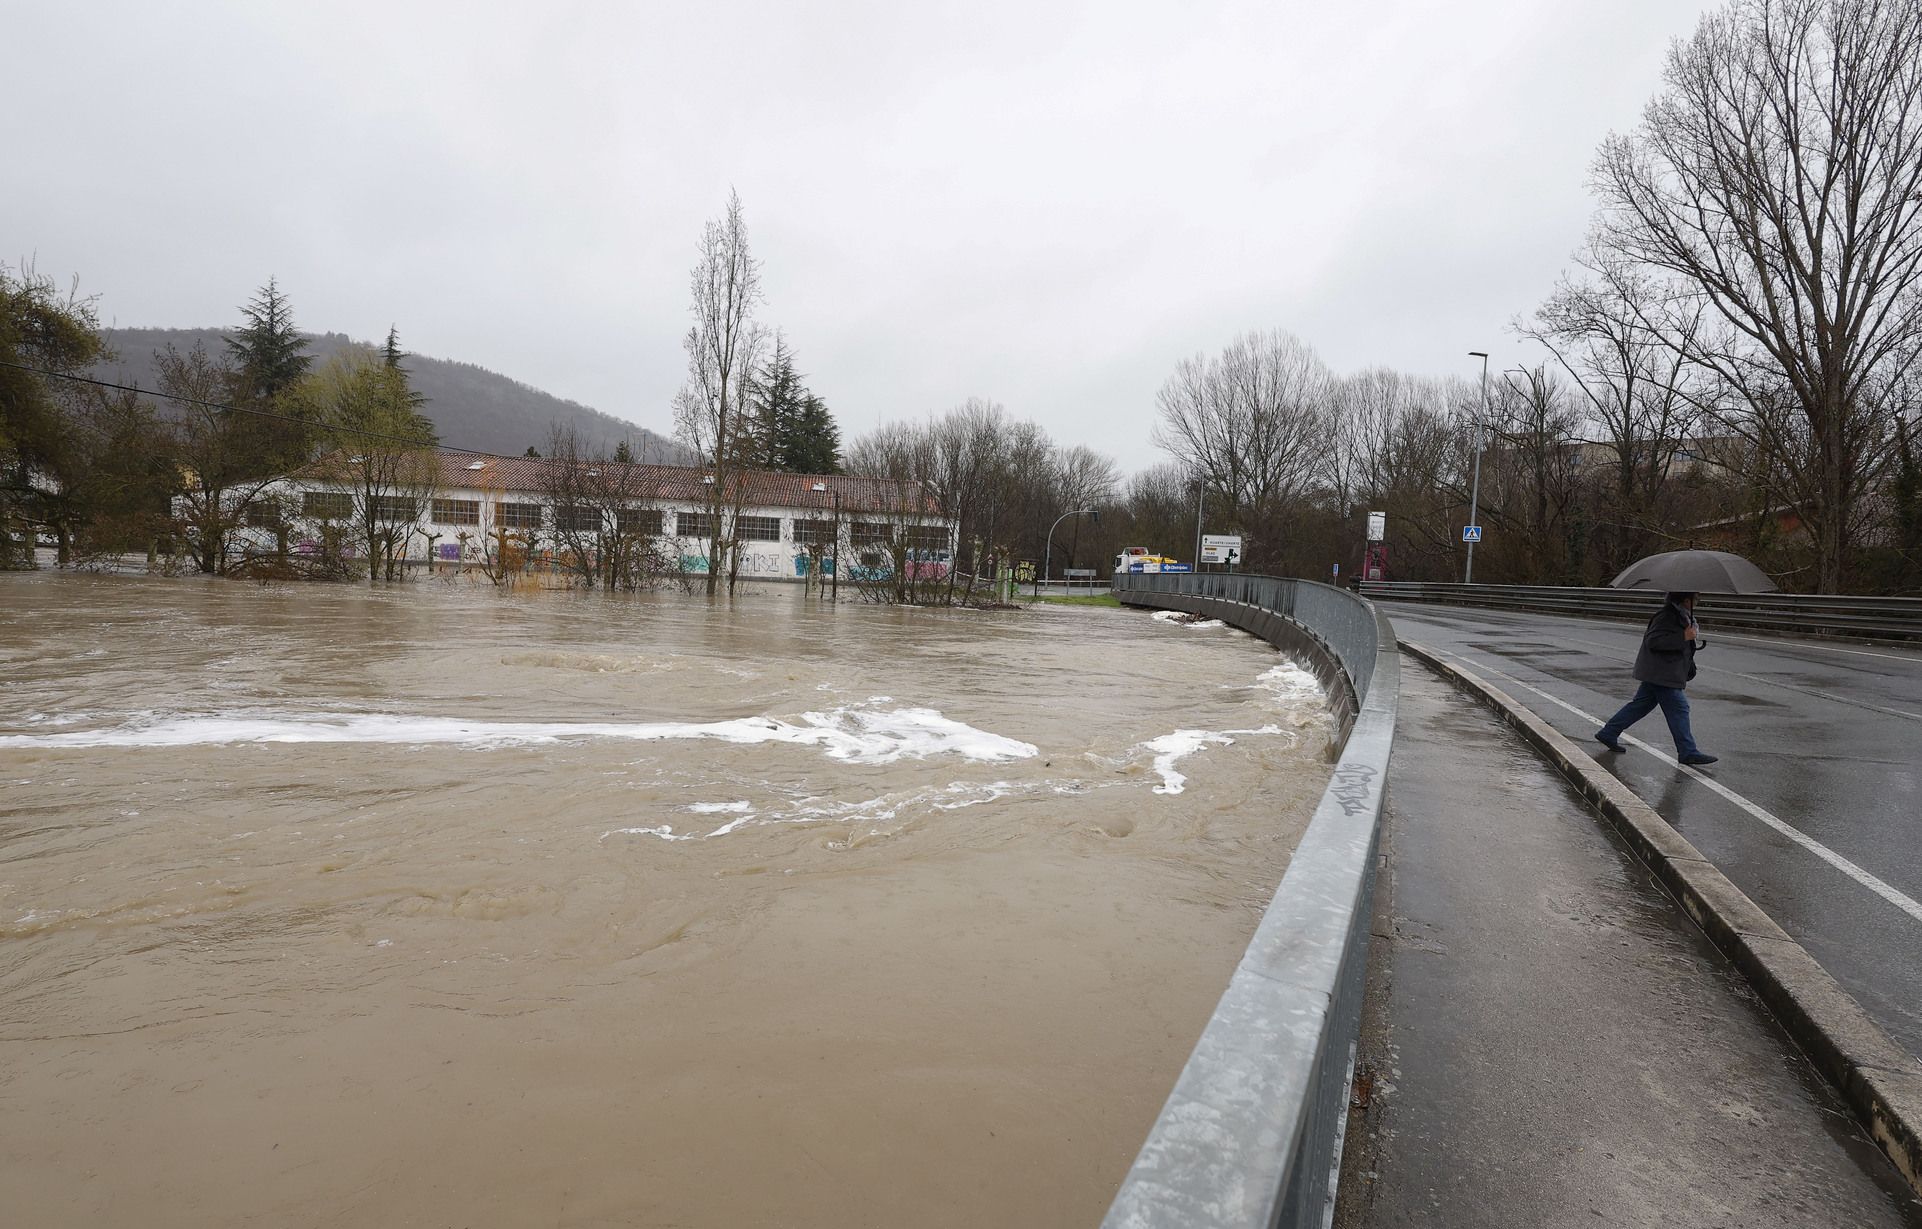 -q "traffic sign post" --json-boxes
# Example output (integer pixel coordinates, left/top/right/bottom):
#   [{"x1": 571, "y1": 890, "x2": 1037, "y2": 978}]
[{"x1": 1201, "y1": 534, "x2": 1243, "y2": 570}]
